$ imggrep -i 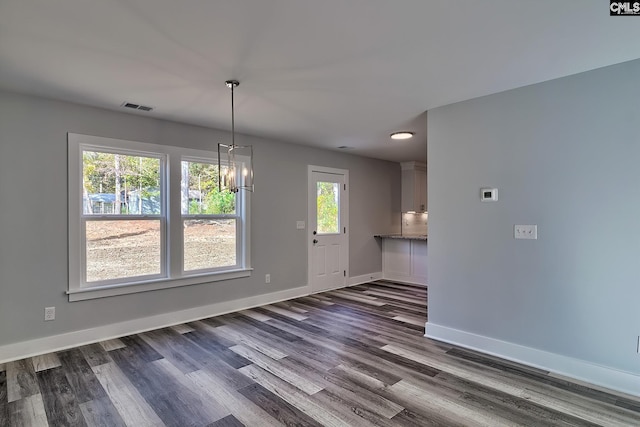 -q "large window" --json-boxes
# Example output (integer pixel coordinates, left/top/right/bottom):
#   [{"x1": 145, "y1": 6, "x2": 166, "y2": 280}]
[{"x1": 68, "y1": 134, "x2": 251, "y2": 301}]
